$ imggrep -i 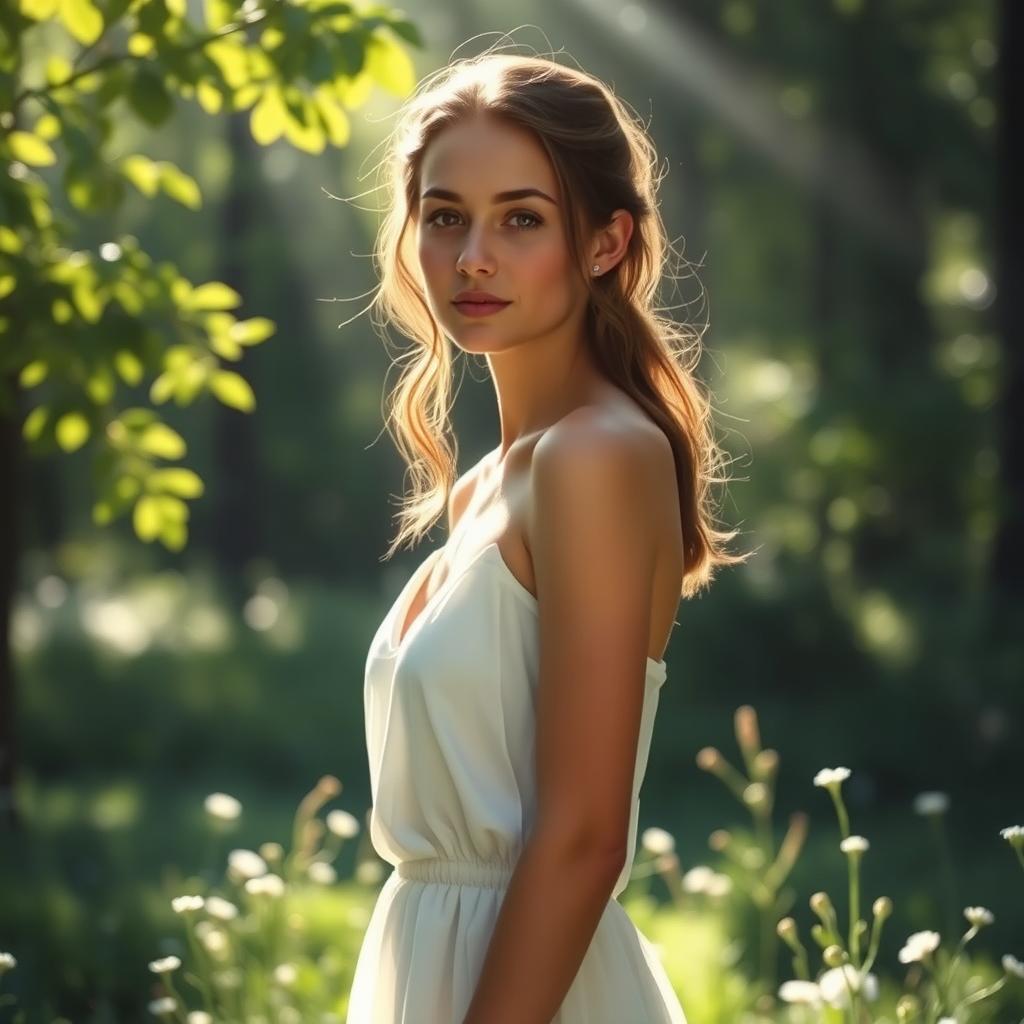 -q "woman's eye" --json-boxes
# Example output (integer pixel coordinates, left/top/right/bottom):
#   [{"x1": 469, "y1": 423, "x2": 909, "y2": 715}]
[
  {"x1": 424, "y1": 209, "x2": 542, "y2": 230},
  {"x1": 427, "y1": 210, "x2": 460, "y2": 228},
  {"x1": 508, "y1": 211, "x2": 542, "y2": 229}
]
